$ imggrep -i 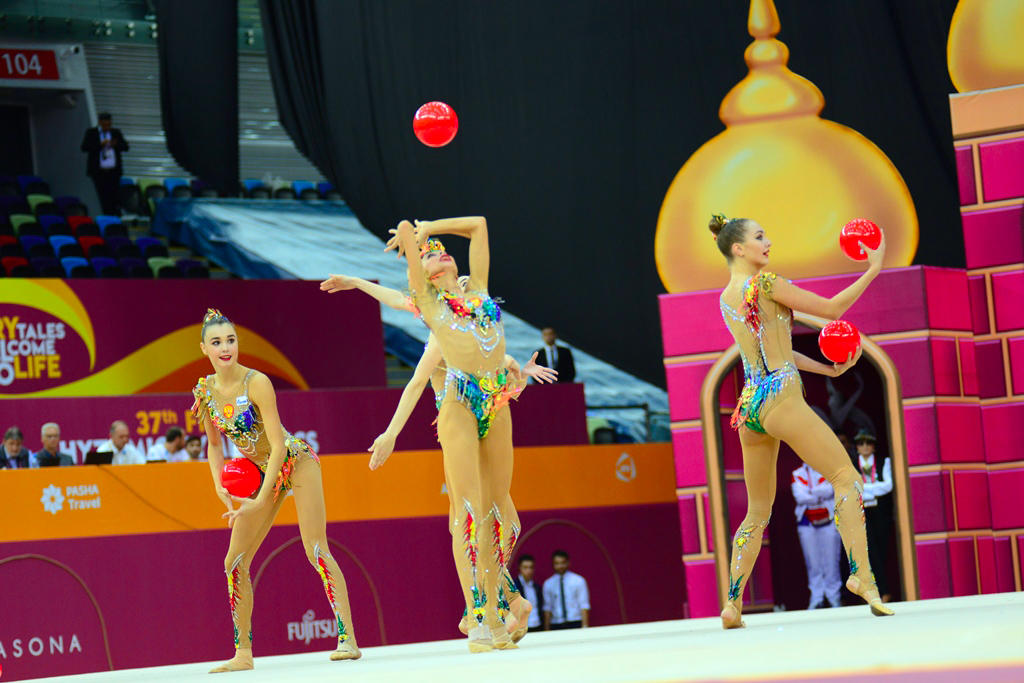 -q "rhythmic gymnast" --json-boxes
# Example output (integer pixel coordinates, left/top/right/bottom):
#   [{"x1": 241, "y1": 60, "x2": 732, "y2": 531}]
[
  {"x1": 193, "y1": 309, "x2": 361, "y2": 672},
  {"x1": 709, "y1": 214, "x2": 894, "y2": 628}
]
